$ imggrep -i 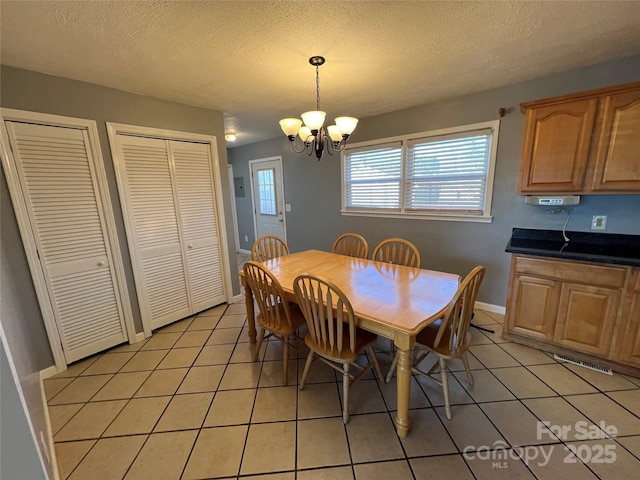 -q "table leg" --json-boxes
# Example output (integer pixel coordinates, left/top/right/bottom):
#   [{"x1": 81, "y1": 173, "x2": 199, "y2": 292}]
[
  {"x1": 241, "y1": 276, "x2": 257, "y2": 344},
  {"x1": 393, "y1": 333, "x2": 415, "y2": 438}
]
